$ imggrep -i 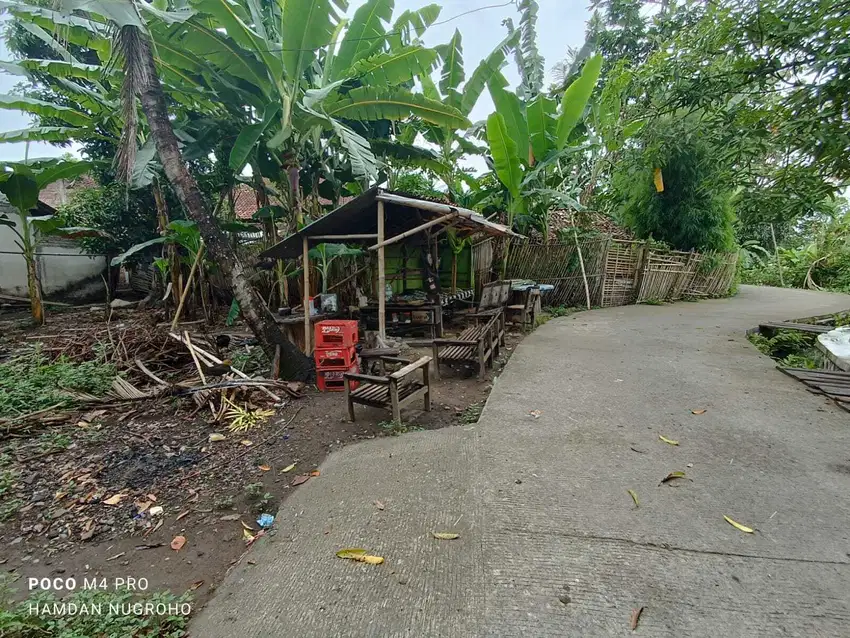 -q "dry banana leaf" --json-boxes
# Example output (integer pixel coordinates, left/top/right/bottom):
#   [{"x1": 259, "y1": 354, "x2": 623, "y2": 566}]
[
  {"x1": 431, "y1": 532, "x2": 460, "y2": 540},
  {"x1": 630, "y1": 606, "x2": 645, "y2": 631},
  {"x1": 336, "y1": 548, "x2": 384, "y2": 564},
  {"x1": 660, "y1": 471, "x2": 688, "y2": 484}
]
